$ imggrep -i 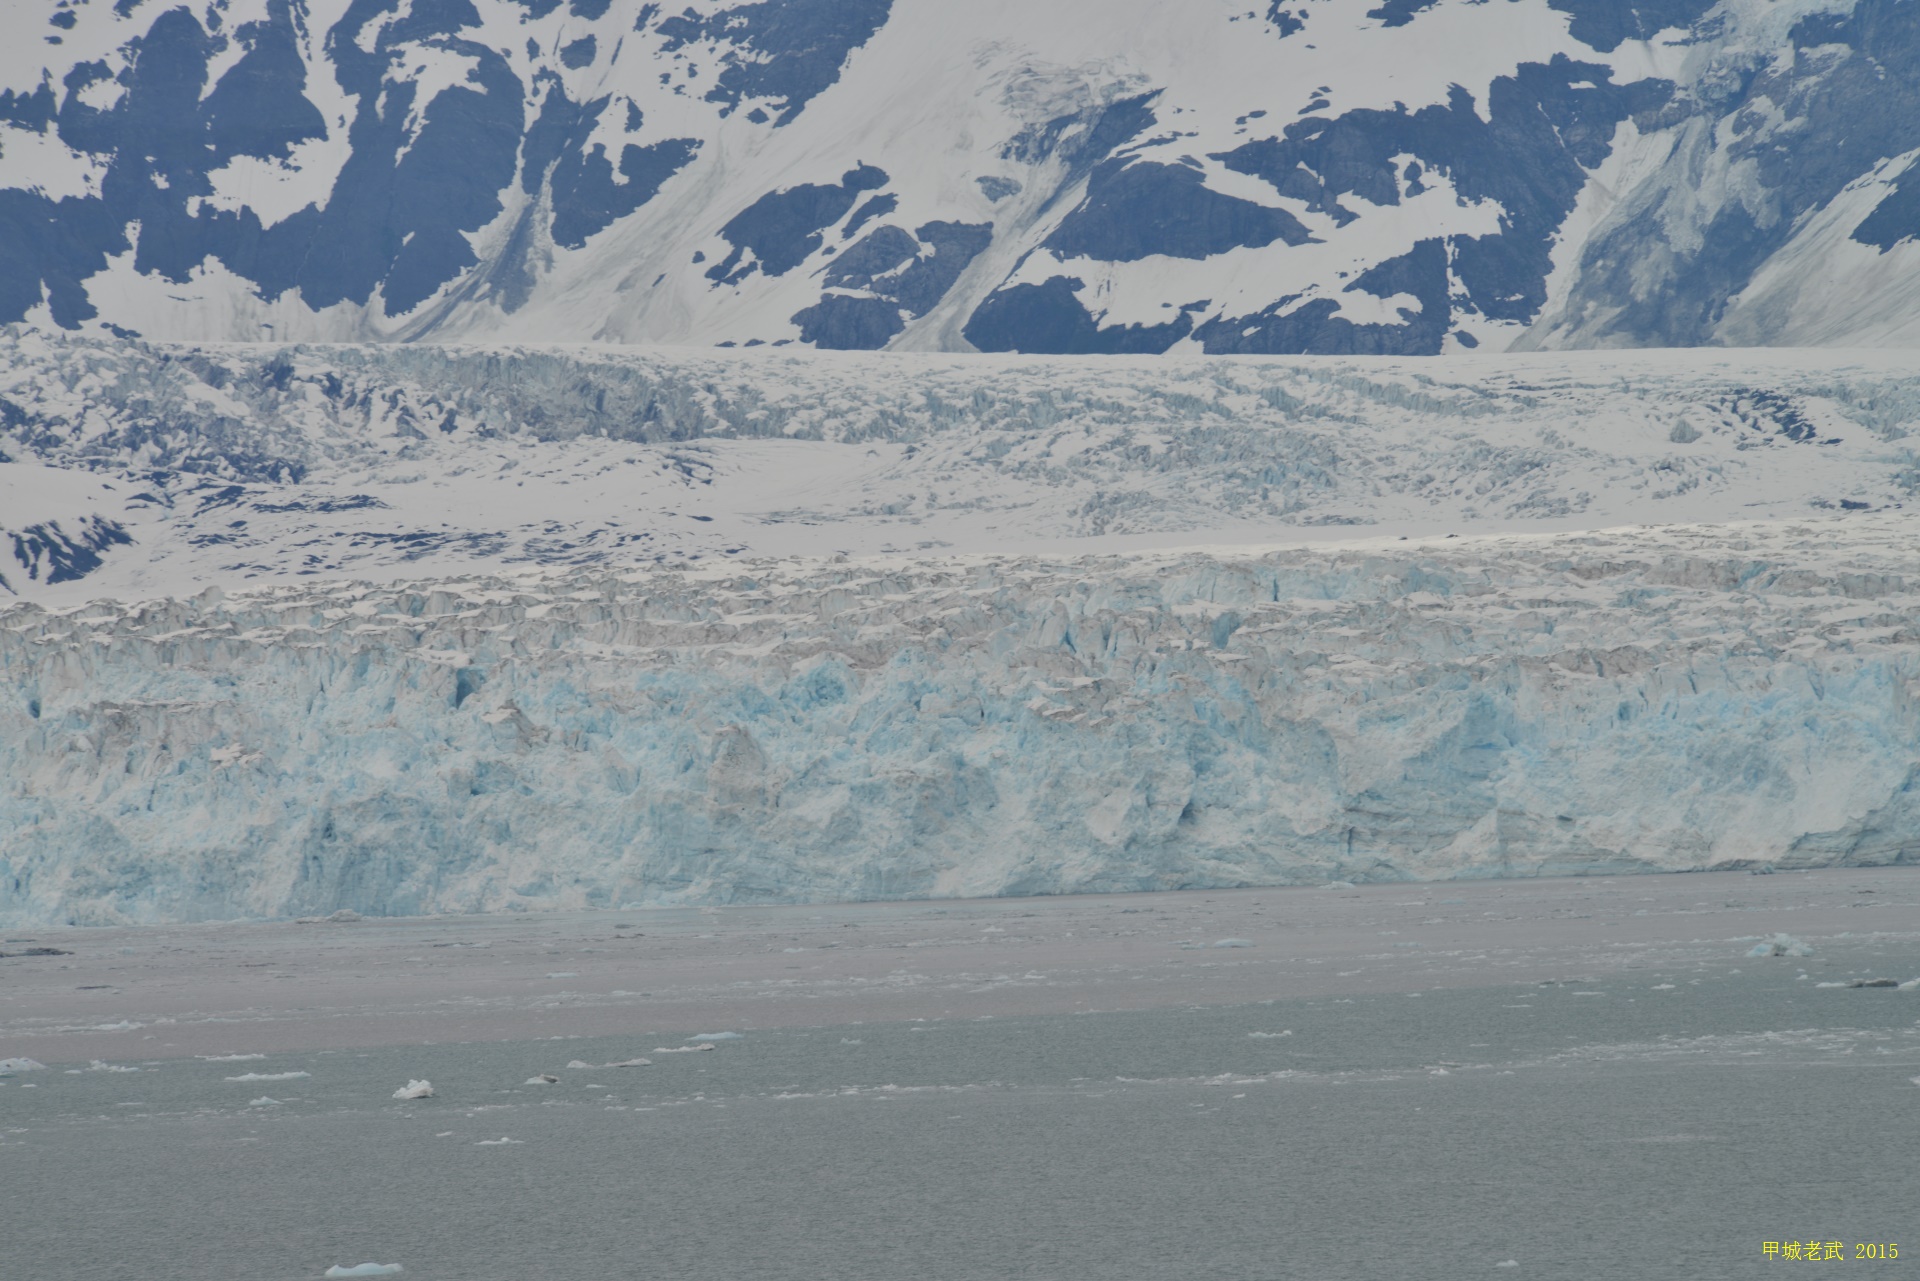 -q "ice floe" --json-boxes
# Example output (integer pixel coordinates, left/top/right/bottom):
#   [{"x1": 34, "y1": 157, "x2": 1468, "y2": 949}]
[{"x1": 1747, "y1": 934, "x2": 1814, "y2": 958}]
